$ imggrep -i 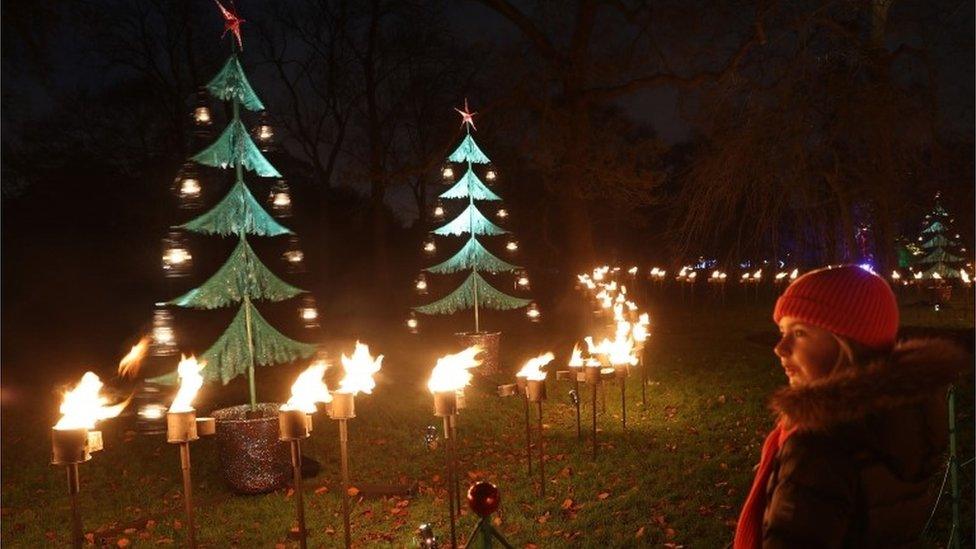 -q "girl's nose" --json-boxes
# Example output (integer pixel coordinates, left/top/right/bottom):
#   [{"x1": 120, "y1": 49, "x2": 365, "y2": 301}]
[{"x1": 774, "y1": 335, "x2": 790, "y2": 358}]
